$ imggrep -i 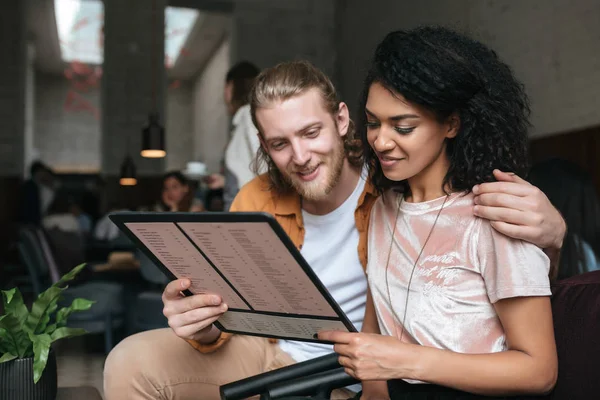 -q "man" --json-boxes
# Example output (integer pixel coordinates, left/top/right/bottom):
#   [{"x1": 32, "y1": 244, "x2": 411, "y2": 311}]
[
  {"x1": 204, "y1": 61, "x2": 263, "y2": 211},
  {"x1": 104, "y1": 61, "x2": 565, "y2": 399}
]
